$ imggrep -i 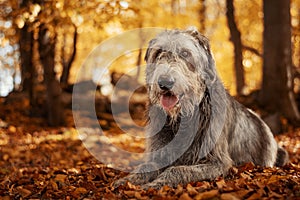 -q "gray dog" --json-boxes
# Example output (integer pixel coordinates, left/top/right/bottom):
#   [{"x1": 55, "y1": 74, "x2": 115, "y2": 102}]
[{"x1": 113, "y1": 27, "x2": 288, "y2": 190}]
